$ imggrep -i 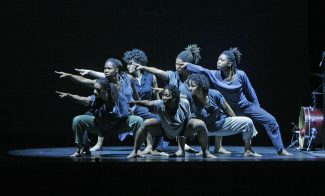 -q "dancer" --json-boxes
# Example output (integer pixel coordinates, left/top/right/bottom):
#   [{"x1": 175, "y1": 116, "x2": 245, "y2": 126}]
[
  {"x1": 127, "y1": 85, "x2": 216, "y2": 158},
  {"x1": 133, "y1": 44, "x2": 228, "y2": 154},
  {"x1": 182, "y1": 47, "x2": 292, "y2": 155},
  {"x1": 56, "y1": 77, "x2": 143, "y2": 157},
  {"x1": 187, "y1": 74, "x2": 261, "y2": 156}
]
